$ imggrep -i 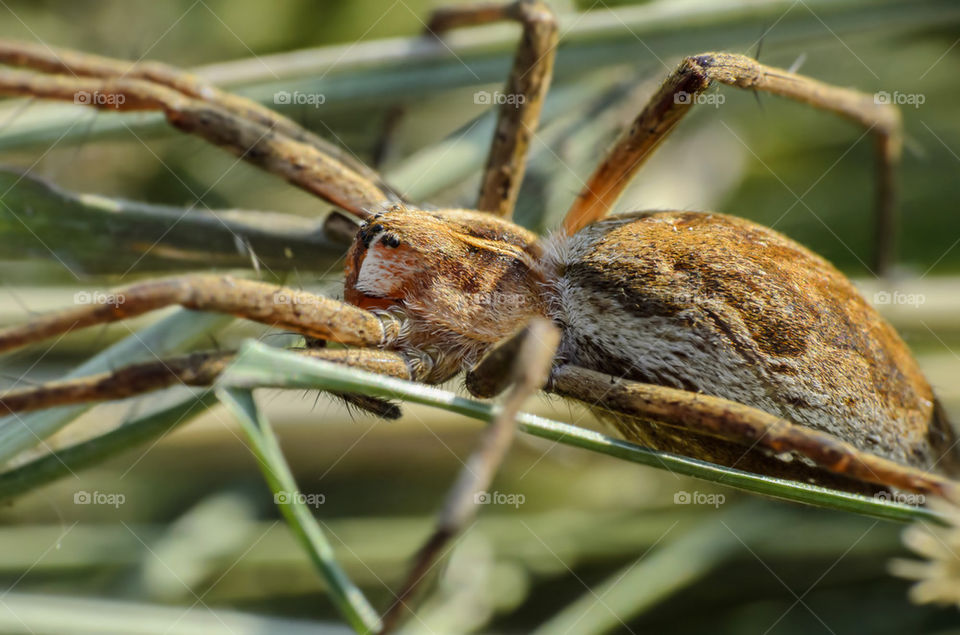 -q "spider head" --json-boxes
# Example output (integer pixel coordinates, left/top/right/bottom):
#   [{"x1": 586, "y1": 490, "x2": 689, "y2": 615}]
[{"x1": 344, "y1": 205, "x2": 548, "y2": 346}]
